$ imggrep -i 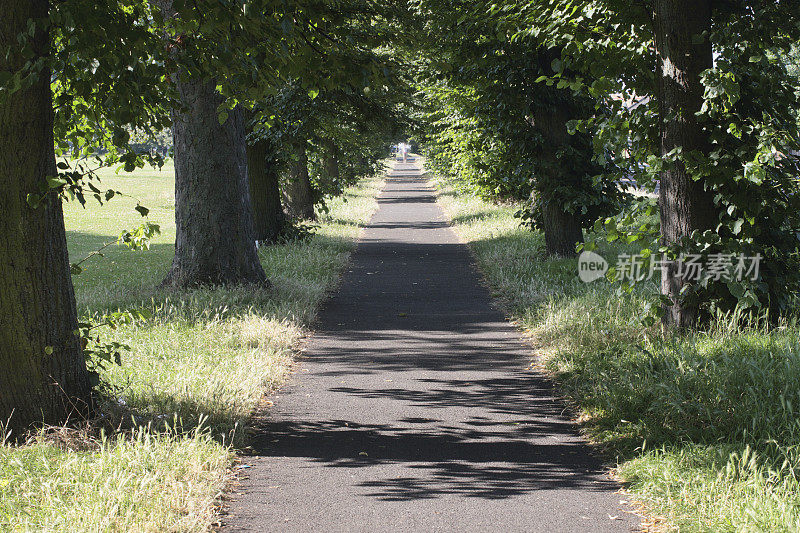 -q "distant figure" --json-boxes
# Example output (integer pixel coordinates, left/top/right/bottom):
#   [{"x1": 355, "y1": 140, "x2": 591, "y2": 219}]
[{"x1": 397, "y1": 142, "x2": 408, "y2": 163}]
